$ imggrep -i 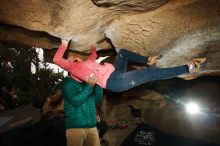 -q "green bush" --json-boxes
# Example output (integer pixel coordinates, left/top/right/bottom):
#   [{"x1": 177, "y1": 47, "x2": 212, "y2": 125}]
[{"x1": 0, "y1": 43, "x2": 64, "y2": 108}]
